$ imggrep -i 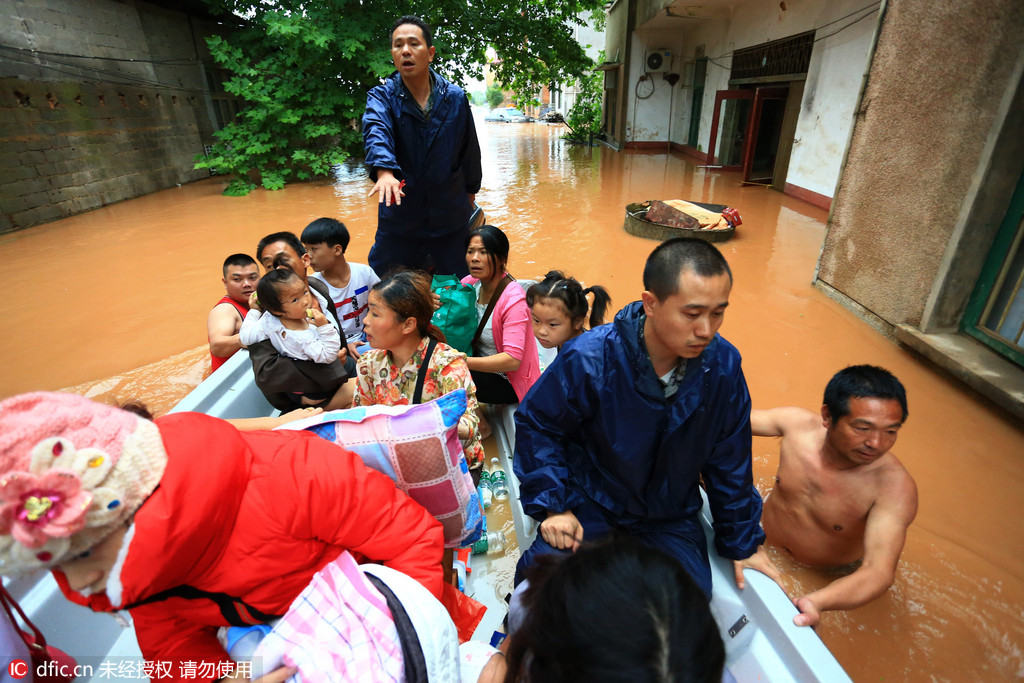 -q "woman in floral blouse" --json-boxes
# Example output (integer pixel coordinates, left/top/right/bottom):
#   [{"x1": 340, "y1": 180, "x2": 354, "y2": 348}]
[{"x1": 355, "y1": 270, "x2": 485, "y2": 467}]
